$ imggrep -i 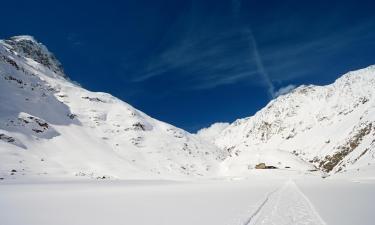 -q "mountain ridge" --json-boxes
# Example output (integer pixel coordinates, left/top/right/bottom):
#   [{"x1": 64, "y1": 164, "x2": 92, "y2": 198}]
[
  {"x1": 0, "y1": 35, "x2": 227, "y2": 180},
  {"x1": 1, "y1": 35, "x2": 374, "y2": 180},
  {"x1": 198, "y1": 65, "x2": 375, "y2": 176}
]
